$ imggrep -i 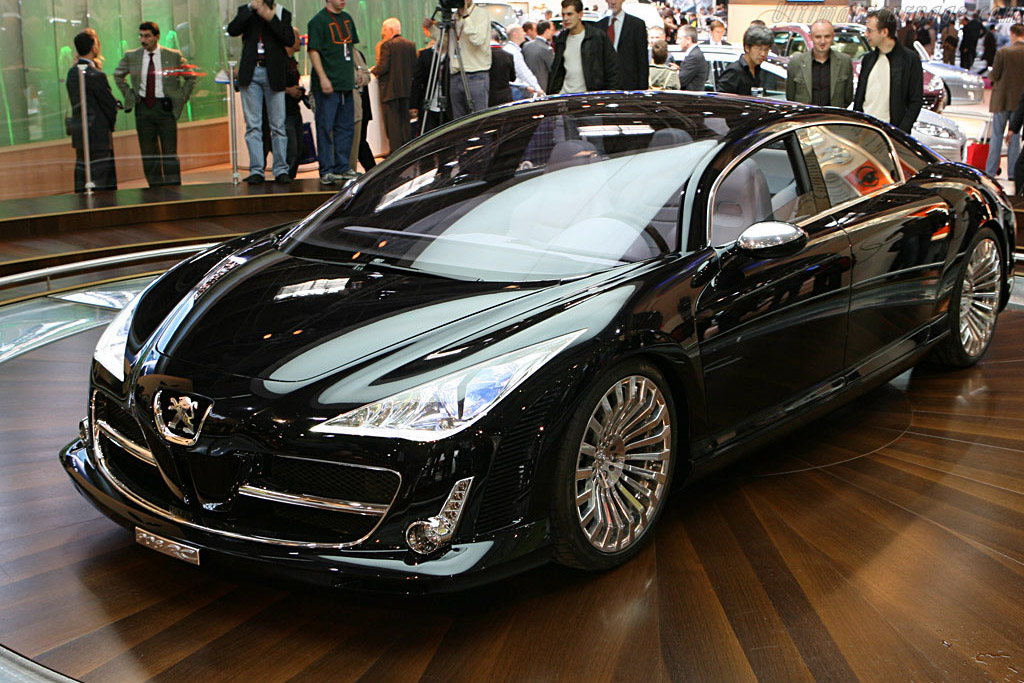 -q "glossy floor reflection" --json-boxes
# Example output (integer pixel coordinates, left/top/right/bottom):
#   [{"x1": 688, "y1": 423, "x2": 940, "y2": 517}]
[
  {"x1": 0, "y1": 308, "x2": 1022, "y2": 681},
  {"x1": 0, "y1": 278, "x2": 152, "y2": 364}
]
